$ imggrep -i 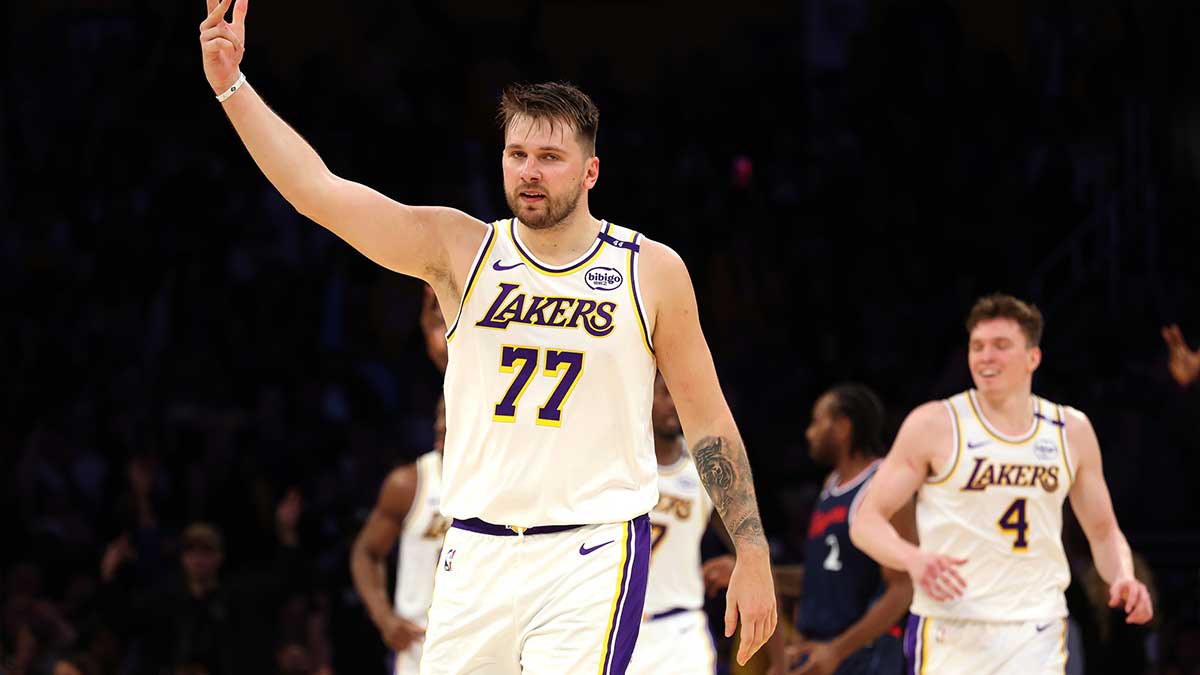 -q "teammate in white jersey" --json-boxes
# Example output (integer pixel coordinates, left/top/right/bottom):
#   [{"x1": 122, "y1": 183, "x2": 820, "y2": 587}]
[
  {"x1": 350, "y1": 398, "x2": 451, "y2": 674},
  {"x1": 199, "y1": 3, "x2": 776, "y2": 672},
  {"x1": 850, "y1": 294, "x2": 1152, "y2": 673},
  {"x1": 627, "y1": 374, "x2": 720, "y2": 675}
]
